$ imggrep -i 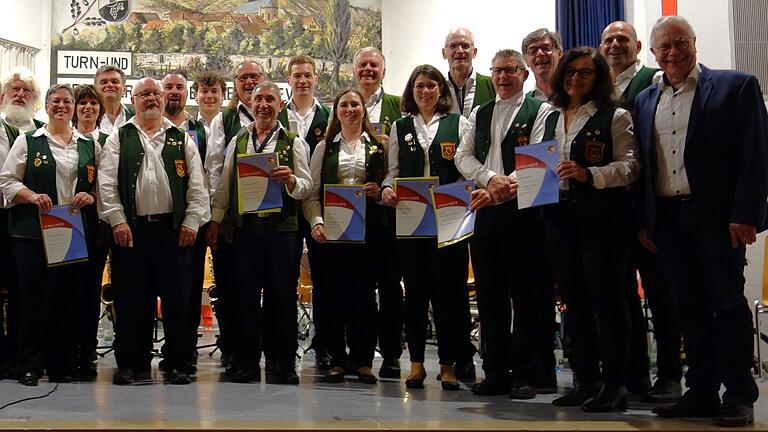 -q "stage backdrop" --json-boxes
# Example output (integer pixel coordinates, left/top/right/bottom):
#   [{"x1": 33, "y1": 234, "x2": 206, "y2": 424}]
[{"x1": 50, "y1": 0, "x2": 382, "y2": 105}]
